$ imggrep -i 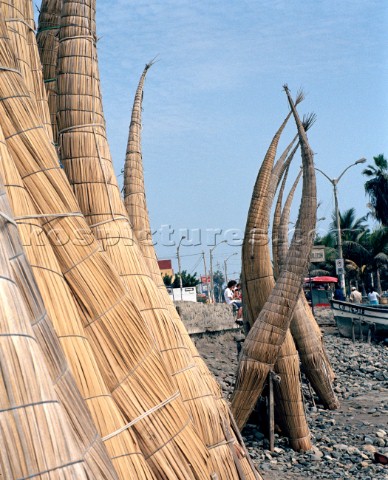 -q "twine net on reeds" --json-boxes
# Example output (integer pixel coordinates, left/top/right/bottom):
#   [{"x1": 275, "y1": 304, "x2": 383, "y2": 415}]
[
  {"x1": 242, "y1": 105, "x2": 297, "y2": 326},
  {"x1": 0, "y1": 8, "x2": 212, "y2": 478},
  {"x1": 36, "y1": 0, "x2": 62, "y2": 142},
  {"x1": 275, "y1": 170, "x2": 339, "y2": 409},
  {"x1": 55, "y1": 1, "x2": 259, "y2": 477},
  {"x1": 231, "y1": 86, "x2": 317, "y2": 430},
  {"x1": 0, "y1": 180, "x2": 95, "y2": 479},
  {"x1": 121, "y1": 57, "x2": 261, "y2": 478},
  {"x1": 0, "y1": 1, "x2": 52, "y2": 136},
  {"x1": 123, "y1": 60, "x2": 156, "y2": 267},
  {"x1": 0, "y1": 119, "x2": 156, "y2": 479},
  {"x1": 237, "y1": 100, "x2": 311, "y2": 450}
]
